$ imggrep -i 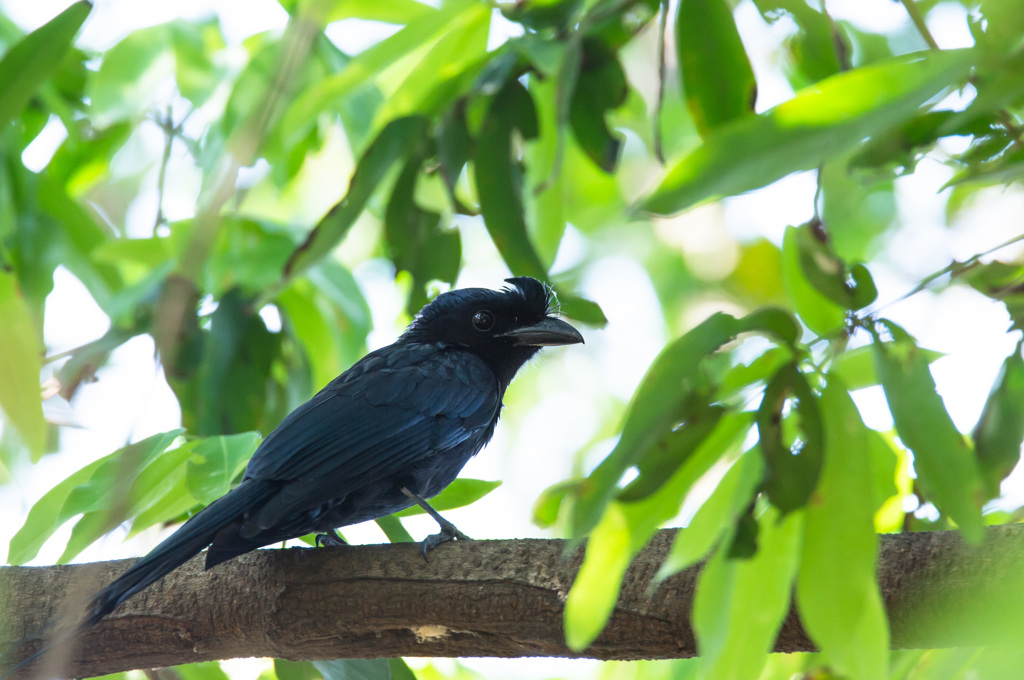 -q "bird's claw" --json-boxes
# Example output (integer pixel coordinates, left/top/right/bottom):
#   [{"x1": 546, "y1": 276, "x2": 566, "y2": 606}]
[
  {"x1": 420, "y1": 520, "x2": 472, "y2": 561},
  {"x1": 315, "y1": 530, "x2": 347, "y2": 548}
]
